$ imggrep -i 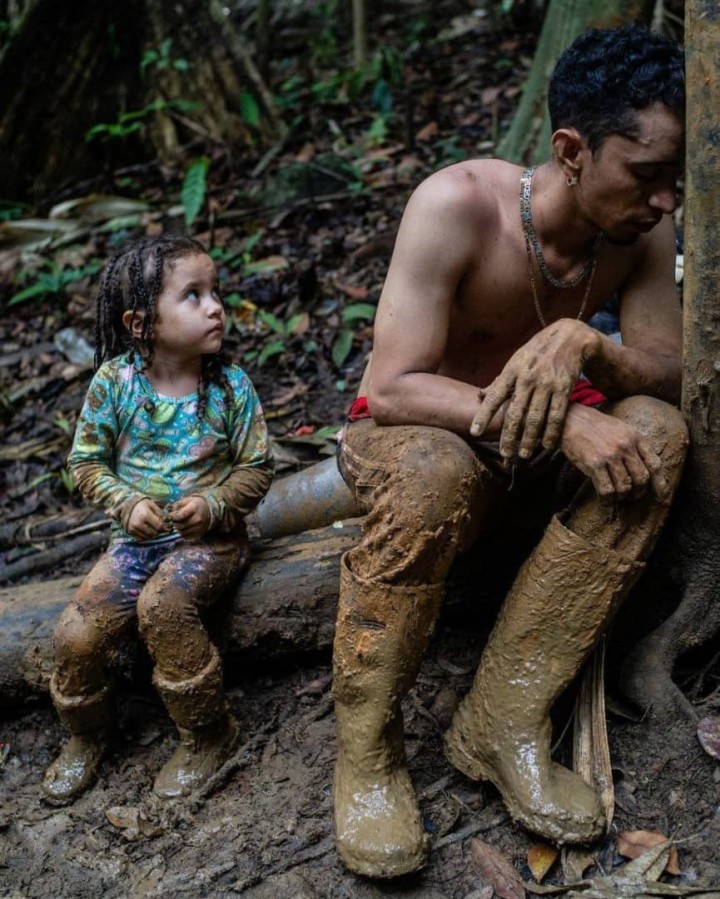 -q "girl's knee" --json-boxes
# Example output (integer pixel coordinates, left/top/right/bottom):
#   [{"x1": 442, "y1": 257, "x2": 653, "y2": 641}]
[{"x1": 53, "y1": 605, "x2": 104, "y2": 665}]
